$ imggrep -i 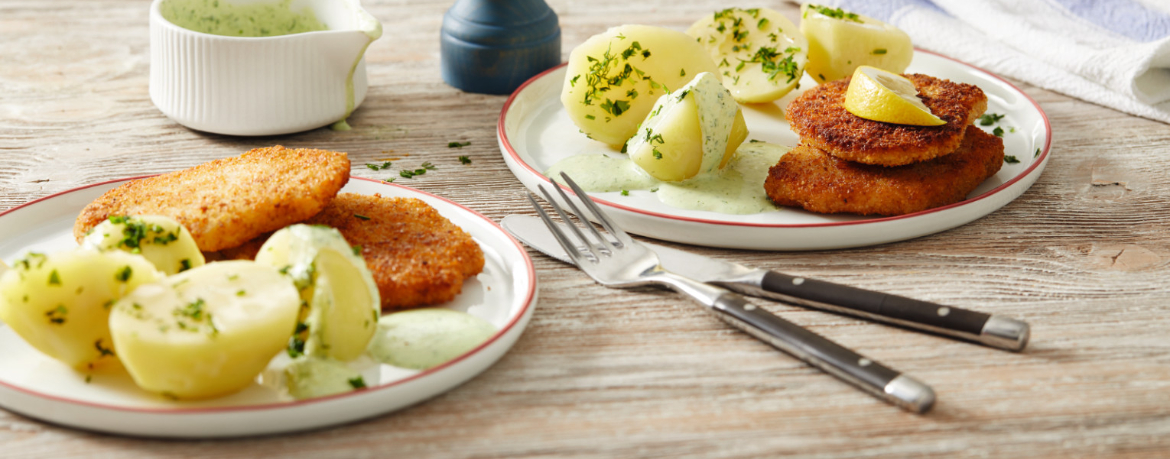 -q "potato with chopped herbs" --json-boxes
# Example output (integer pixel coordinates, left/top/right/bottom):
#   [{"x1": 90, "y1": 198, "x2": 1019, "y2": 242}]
[
  {"x1": 626, "y1": 72, "x2": 748, "y2": 181},
  {"x1": 82, "y1": 215, "x2": 205, "y2": 275},
  {"x1": 800, "y1": 3, "x2": 913, "y2": 84},
  {"x1": 108, "y1": 261, "x2": 300, "y2": 399},
  {"x1": 0, "y1": 250, "x2": 160, "y2": 369},
  {"x1": 562, "y1": 24, "x2": 720, "y2": 148},
  {"x1": 255, "y1": 224, "x2": 380, "y2": 362},
  {"x1": 687, "y1": 7, "x2": 809, "y2": 103}
]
